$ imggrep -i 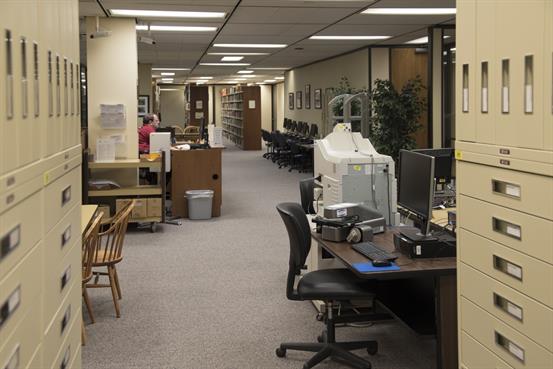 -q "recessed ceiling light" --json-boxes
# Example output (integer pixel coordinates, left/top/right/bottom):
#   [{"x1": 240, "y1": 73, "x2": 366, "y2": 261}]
[
  {"x1": 249, "y1": 67, "x2": 289, "y2": 70},
  {"x1": 275, "y1": 76, "x2": 284, "y2": 80},
  {"x1": 225, "y1": 80, "x2": 239, "y2": 84},
  {"x1": 160, "y1": 88, "x2": 179, "y2": 91},
  {"x1": 234, "y1": 75, "x2": 256, "y2": 78},
  {"x1": 221, "y1": 56, "x2": 244, "y2": 61},
  {"x1": 255, "y1": 82, "x2": 266, "y2": 85},
  {"x1": 137, "y1": 25, "x2": 217, "y2": 32},
  {"x1": 235, "y1": 78, "x2": 247, "y2": 81},
  {"x1": 237, "y1": 70, "x2": 254, "y2": 74},
  {"x1": 161, "y1": 78, "x2": 174, "y2": 82},
  {"x1": 213, "y1": 43, "x2": 287, "y2": 48},
  {"x1": 199, "y1": 76, "x2": 213, "y2": 79},
  {"x1": 310, "y1": 35, "x2": 390, "y2": 40},
  {"x1": 264, "y1": 79, "x2": 276, "y2": 83},
  {"x1": 160, "y1": 72, "x2": 175, "y2": 76},
  {"x1": 406, "y1": 35, "x2": 450, "y2": 44},
  {"x1": 208, "y1": 52, "x2": 269, "y2": 56},
  {"x1": 152, "y1": 68, "x2": 190, "y2": 71},
  {"x1": 362, "y1": 8, "x2": 456, "y2": 15},
  {"x1": 199, "y1": 63, "x2": 250, "y2": 66},
  {"x1": 110, "y1": 9, "x2": 226, "y2": 18}
]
